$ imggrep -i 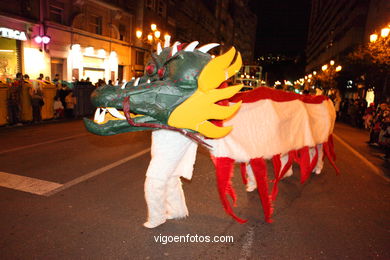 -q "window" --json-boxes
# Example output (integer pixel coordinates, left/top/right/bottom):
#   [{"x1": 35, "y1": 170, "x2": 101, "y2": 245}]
[
  {"x1": 136, "y1": 51, "x2": 144, "y2": 65},
  {"x1": 119, "y1": 24, "x2": 126, "y2": 41},
  {"x1": 90, "y1": 15, "x2": 103, "y2": 35},
  {"x1": 49, "y1": 0, "x2": 64, "y2": 24},
  {"x1": 145, "y1": 0, "x2": 155, "y2": 10},
  {"x1": 157, "y1": 0, "x2": 166, "y2": 17}
]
